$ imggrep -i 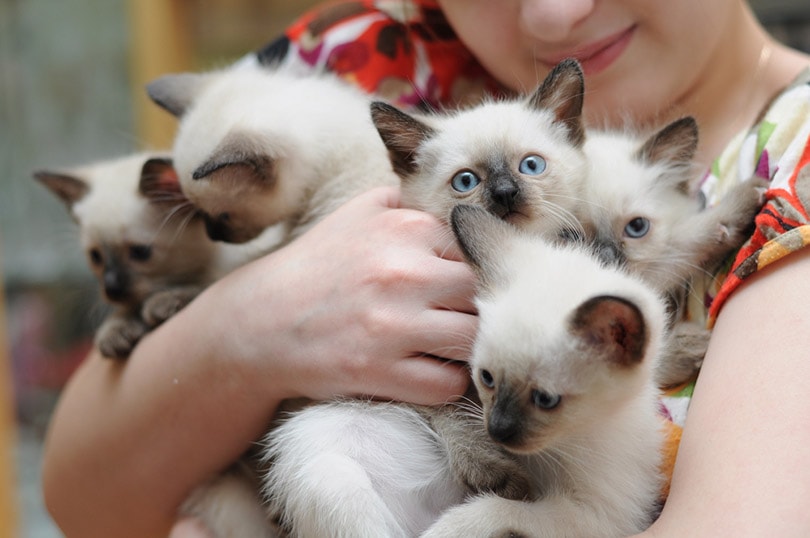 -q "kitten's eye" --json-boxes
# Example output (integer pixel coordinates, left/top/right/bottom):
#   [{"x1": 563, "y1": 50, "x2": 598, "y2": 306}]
[
  {"x1": 129, "y1": 244, "x2": 152, "y2": 262},
  {"x1": 531, "y1": 390, "x2": 561, "y2": 410},
  {"x1": 558, "y1": 228, "x2": 583, "y2": 243},
  {"x1": 479, "y1": 369, "x2": 495, "y2": 389},
  {"x1": 88, "y1": 248, "x2": 103, "y2": 266},
  {"x1": 624, "y1": 217, "x2": 651, "y2": 238},
  {"x1": 451, "y1": 170, "x2": 481, "y2": 193},
  {"x1": 518, "y1": 154, "x2": 547, "y2": 176}
]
